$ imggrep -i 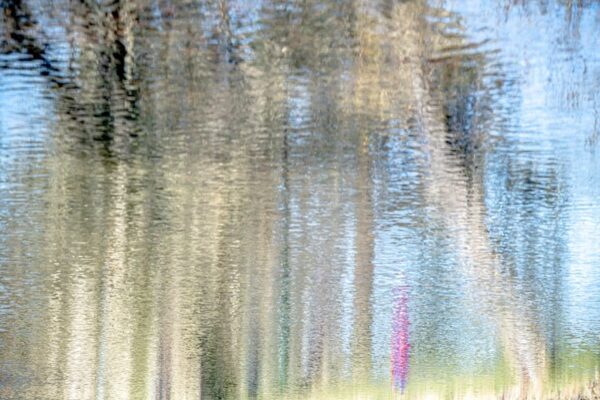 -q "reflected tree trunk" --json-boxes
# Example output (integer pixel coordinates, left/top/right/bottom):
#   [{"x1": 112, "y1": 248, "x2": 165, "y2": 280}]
[
  {"x1": 278, "y1": 127, "x2": 292, "y2": 391},
  {"x1": 417, "y1": 65, "x2": 549, "y2": 399},
  {"x1": 351, "y1": 131, "x2": 375, "y2": 382}
]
